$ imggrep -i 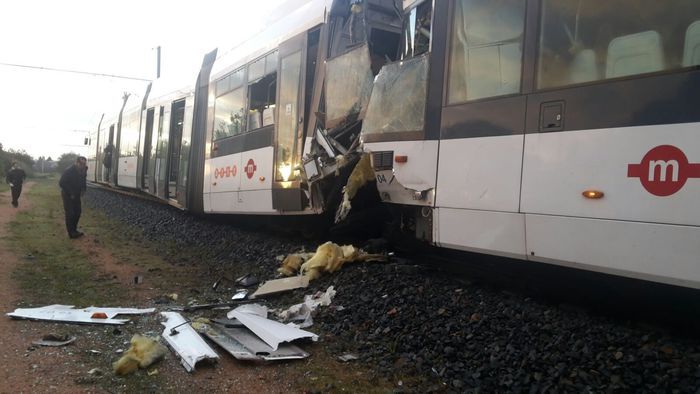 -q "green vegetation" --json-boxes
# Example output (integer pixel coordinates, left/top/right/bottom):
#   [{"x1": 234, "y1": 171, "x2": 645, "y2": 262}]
[{"x1": 6, "y1": 178, "x2": 121, "y2": 305}]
